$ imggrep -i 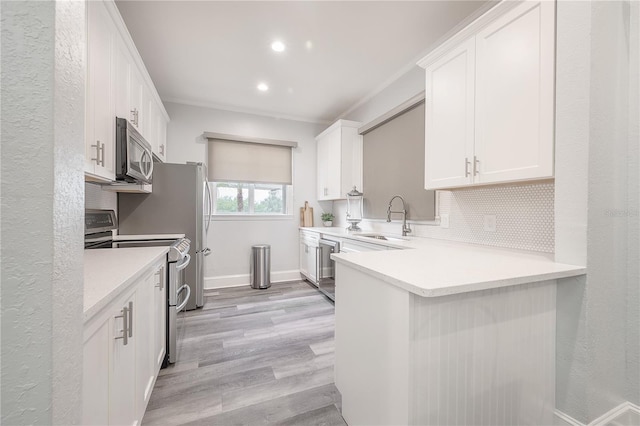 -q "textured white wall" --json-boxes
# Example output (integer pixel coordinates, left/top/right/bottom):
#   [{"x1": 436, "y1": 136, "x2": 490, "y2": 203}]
[
  {"x1": 1, "y1": 1, "x2": 85, "y2": 424},
  {"x1": 164, "y1": 102, "x2": 325, "y2": 287},
  {"x1": 555, "y1": 0, "x2": 639, "y2": 422}
]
